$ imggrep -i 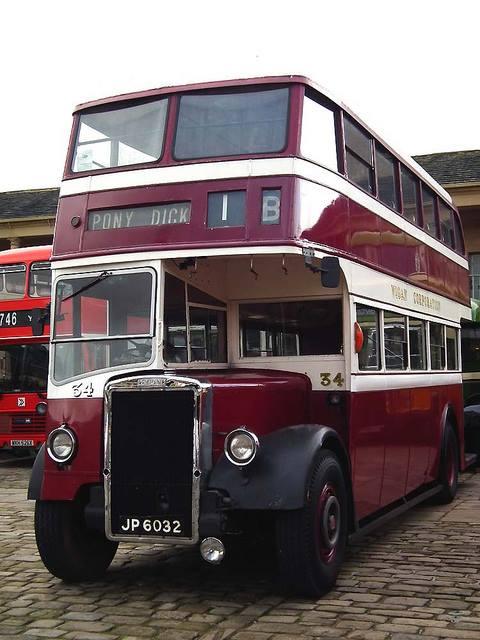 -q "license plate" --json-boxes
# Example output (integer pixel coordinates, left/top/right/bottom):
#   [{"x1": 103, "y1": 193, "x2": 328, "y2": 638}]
[
  {"x1": 10, "y1": 439, "x2": 34, "y2": 447},
  {"x1": 118, "y1": 516, "x2": 183, "y2": 536}
]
